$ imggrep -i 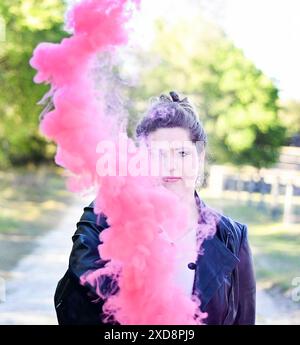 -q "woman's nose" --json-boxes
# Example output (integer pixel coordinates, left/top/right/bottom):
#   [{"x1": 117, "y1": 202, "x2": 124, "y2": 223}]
[{"x1": 162, "y1": 152, "x2": 179, "y2": 175}]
